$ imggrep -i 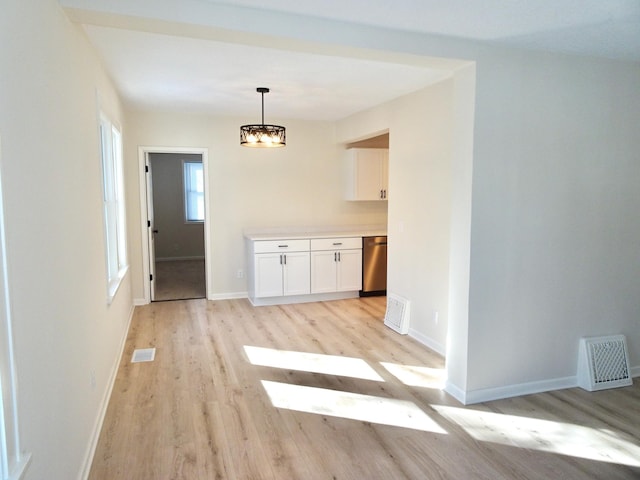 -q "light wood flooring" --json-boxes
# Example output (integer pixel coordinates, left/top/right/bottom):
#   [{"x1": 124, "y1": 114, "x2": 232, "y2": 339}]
[
  {"x1": 89, "y1": 298, "x2": 640, "y2": 479},
  {"x1": 154, "y1": 259, "x2": 206, "y2": 301}
]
